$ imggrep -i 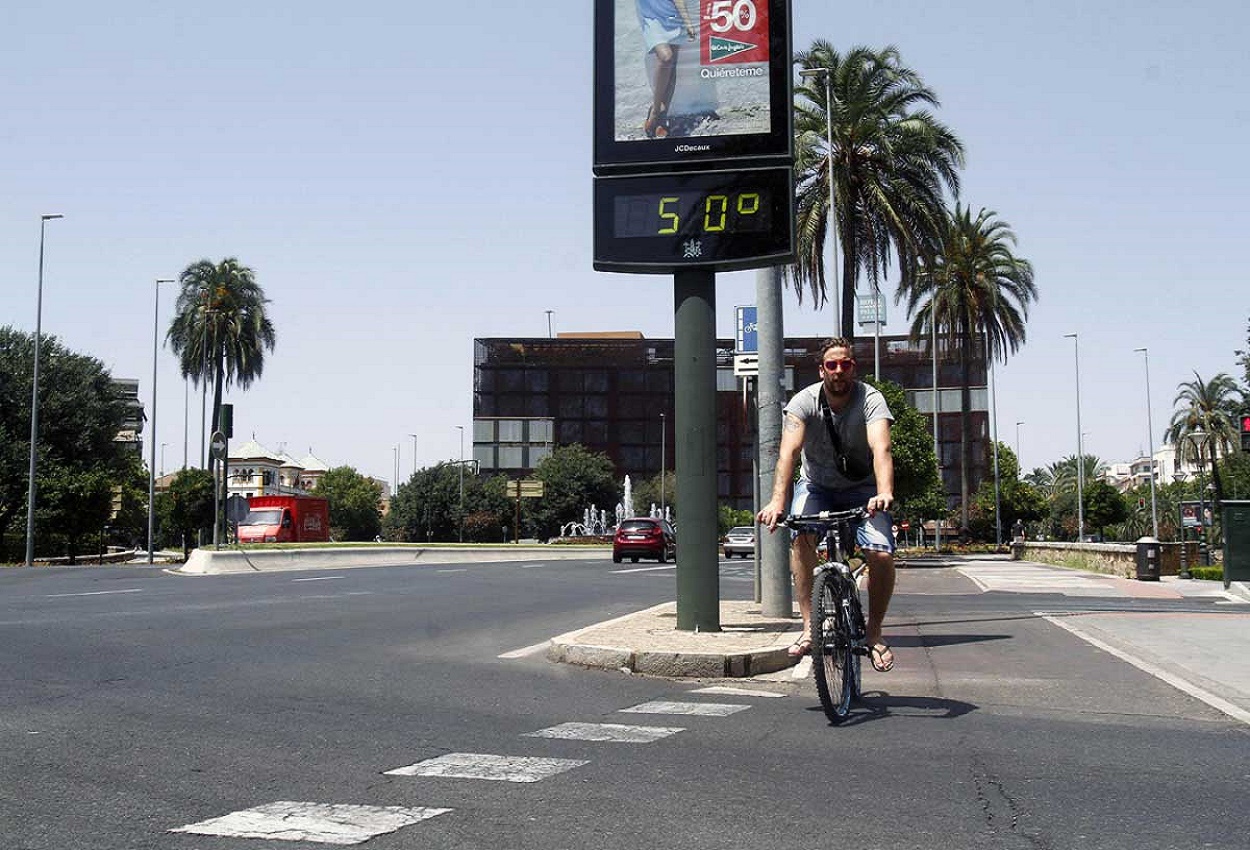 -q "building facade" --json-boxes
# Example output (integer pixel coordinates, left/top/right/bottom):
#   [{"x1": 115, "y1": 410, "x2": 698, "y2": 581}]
[{"x1": 473, "y1": 332, "x2": 989, "y2": 511}]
